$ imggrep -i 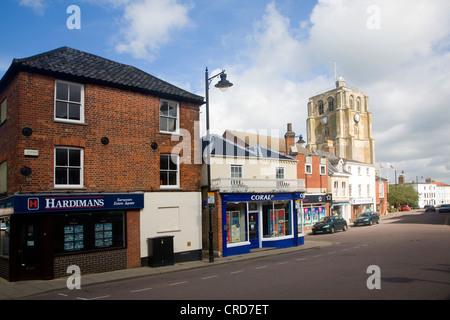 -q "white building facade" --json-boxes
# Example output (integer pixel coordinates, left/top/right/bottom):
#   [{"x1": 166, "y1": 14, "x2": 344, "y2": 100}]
[{"x1": 346, "y1": 159, "x2": 376, "y2": 220}]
